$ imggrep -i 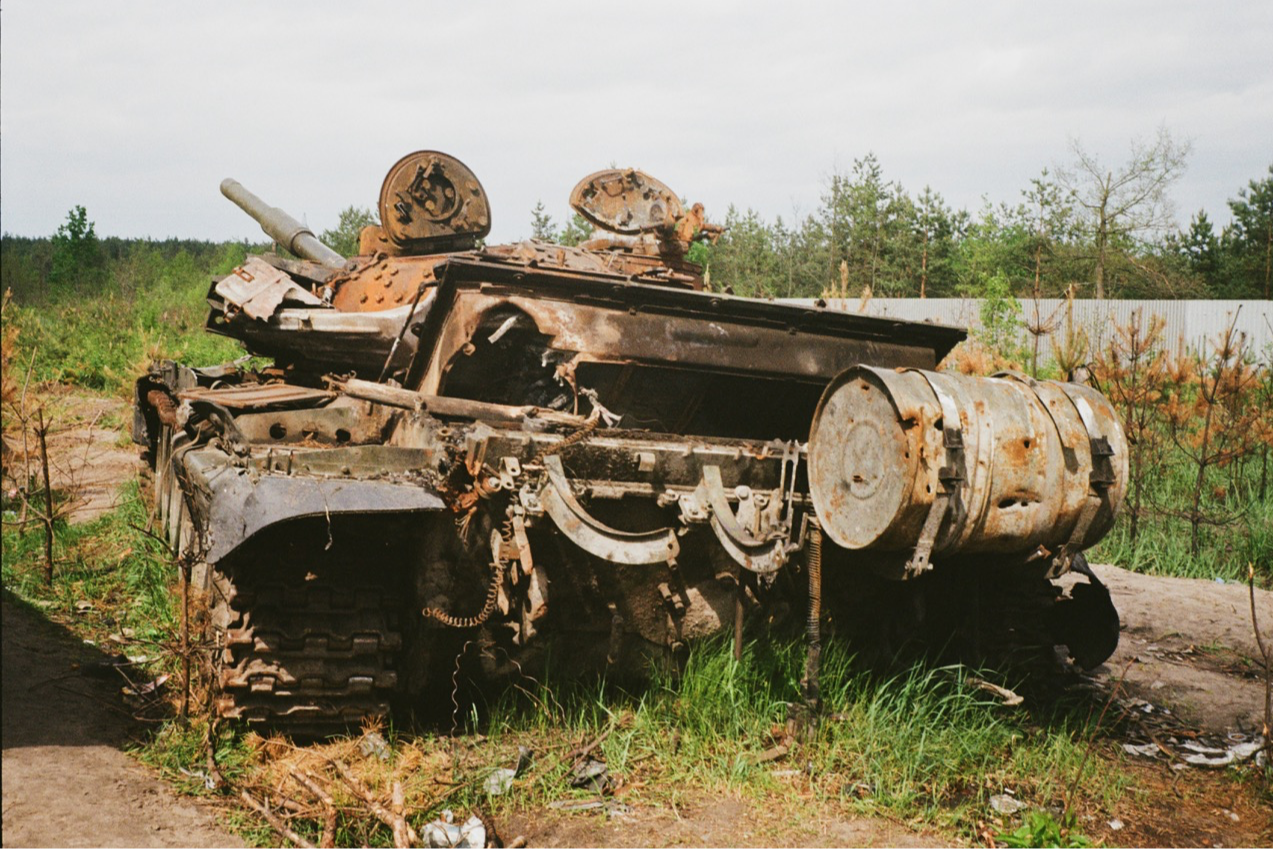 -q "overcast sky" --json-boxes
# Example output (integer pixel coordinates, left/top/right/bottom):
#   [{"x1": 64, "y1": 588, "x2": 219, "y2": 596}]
[{"x1": 2, "y1": 1, "x2": 1271, "y2": 245}]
